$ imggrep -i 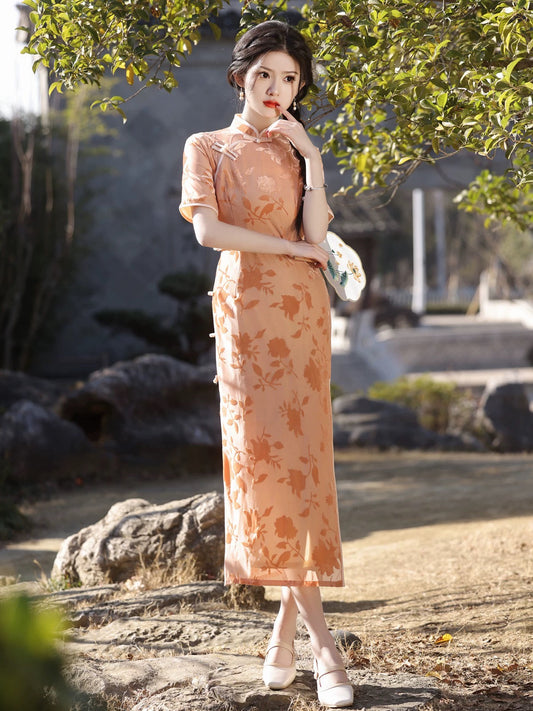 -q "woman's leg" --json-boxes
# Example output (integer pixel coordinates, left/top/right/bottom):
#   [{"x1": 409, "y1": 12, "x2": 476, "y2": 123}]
[
  {"x1": 265, "y1": 585, "x2": 298, "y2": 666},
  {"x1": 290, "y1": 585, "x2": 348, "y2": 686}
]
